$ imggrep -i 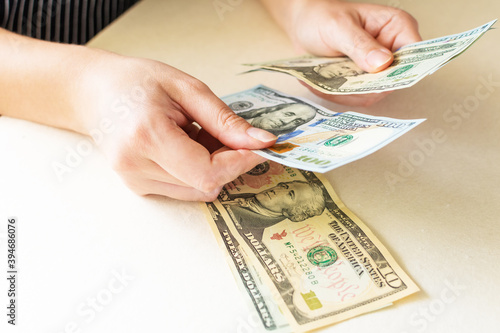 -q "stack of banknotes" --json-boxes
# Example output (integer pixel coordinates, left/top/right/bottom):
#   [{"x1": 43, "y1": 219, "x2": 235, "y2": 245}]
[
  {"x1": 204, "y1": 85, "x2": 426, "y2": 331},
  {"x1": 245, "y1": 20, "x2": 496, "y2": 95}
]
